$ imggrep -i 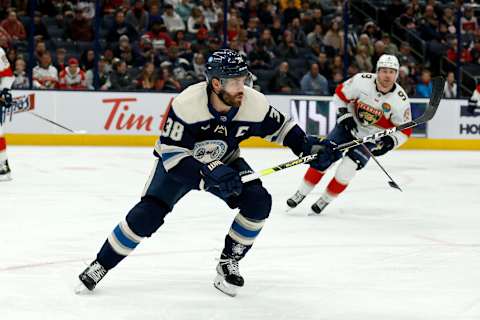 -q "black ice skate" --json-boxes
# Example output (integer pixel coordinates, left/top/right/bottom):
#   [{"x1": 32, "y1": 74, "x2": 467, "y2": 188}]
[
  {"x1": 310, "y1": 197, "x2": 329, "y2": 215},
  {"x1": 0, "y1": 160, "x2": 11, "y2": 181},
  {"x1": 75, "y1": 260, "x2": 108, "y2": 294},
  {"x1": 286, "y1": 191, "x2": 306, "y2": 209},
  {"x1": 213, "y1": 255, "x2": 244, "y2": 297}
]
